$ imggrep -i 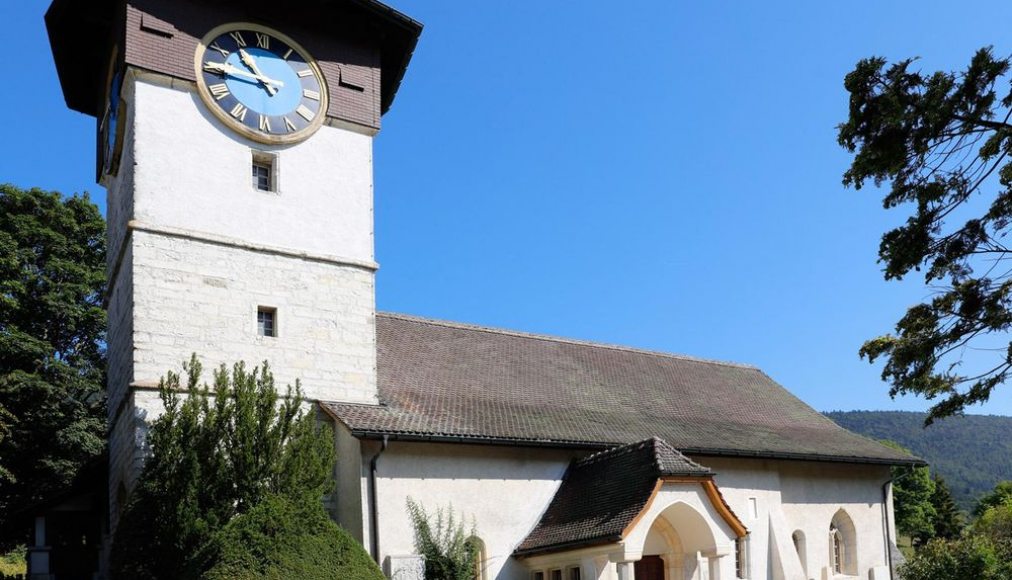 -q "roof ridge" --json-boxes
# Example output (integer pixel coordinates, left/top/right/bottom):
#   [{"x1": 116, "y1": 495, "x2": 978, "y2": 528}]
[
  {"x1": 377, "y1": 311, "x2": 759, "y2": 371},
  {"x1": 652, "y1": 438, "x2": 711, "y2": 473},
  {"x1": 573, "y1": 438, "x2": 655, "y2": 467}
]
